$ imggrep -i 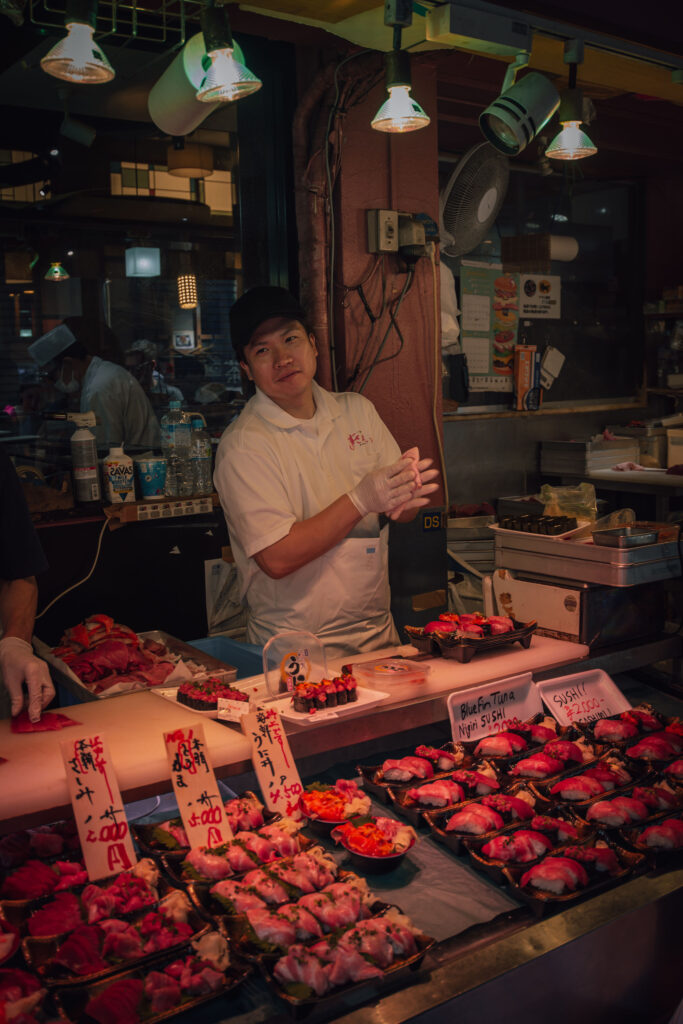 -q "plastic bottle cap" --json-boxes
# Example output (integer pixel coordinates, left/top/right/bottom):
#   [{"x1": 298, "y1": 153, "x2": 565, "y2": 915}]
[
  {"x1": 169, "y1": 400, "x2": 181, "y2": 409},
  {"x1": 109, "y1": 446, "x2": 125, "y2": 455}
]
